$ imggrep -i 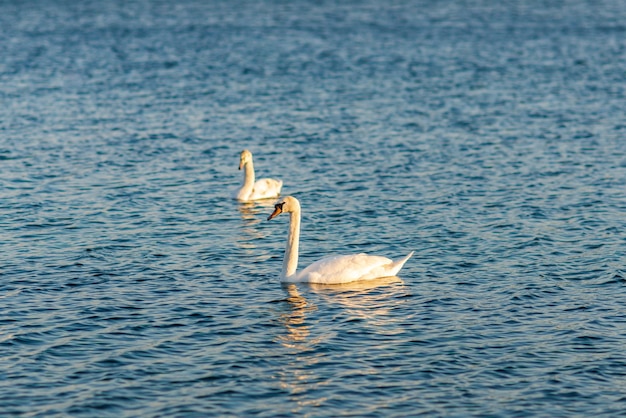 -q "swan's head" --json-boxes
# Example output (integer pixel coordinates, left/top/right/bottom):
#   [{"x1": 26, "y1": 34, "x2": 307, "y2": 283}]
[
  {"x1": 267, "y1": 196, "x2": 300, "y2": 220},
  {"x1": 239, "y1": 149, "x2": 253, "y2": 170}
]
